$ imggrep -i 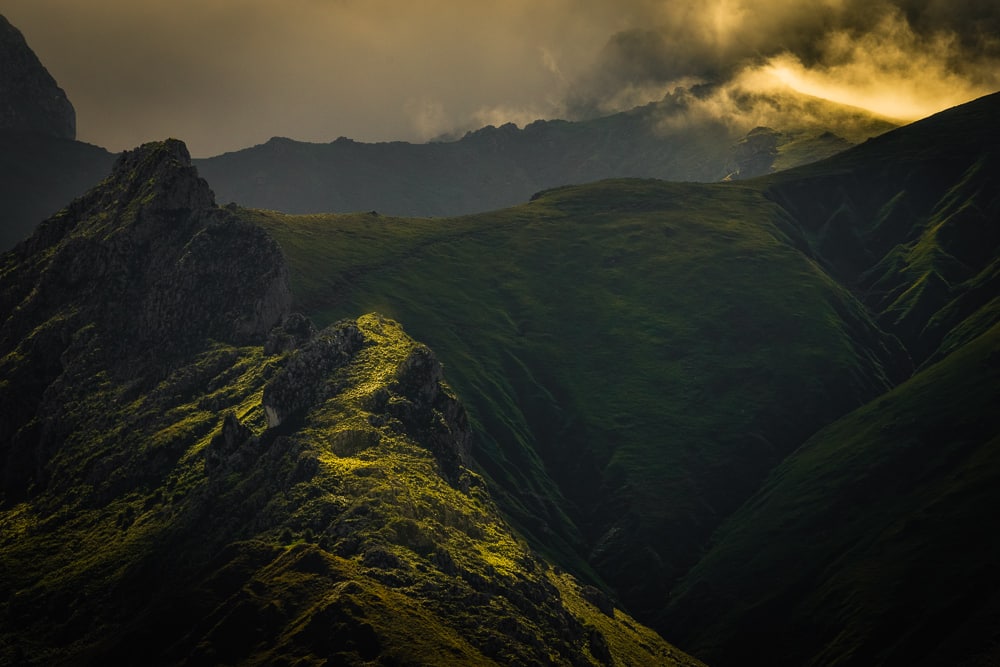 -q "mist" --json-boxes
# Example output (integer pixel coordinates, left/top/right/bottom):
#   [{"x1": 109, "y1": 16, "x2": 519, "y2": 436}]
[{"x1": 2, "y1": 0, "x2": 997, "y2": 156}]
